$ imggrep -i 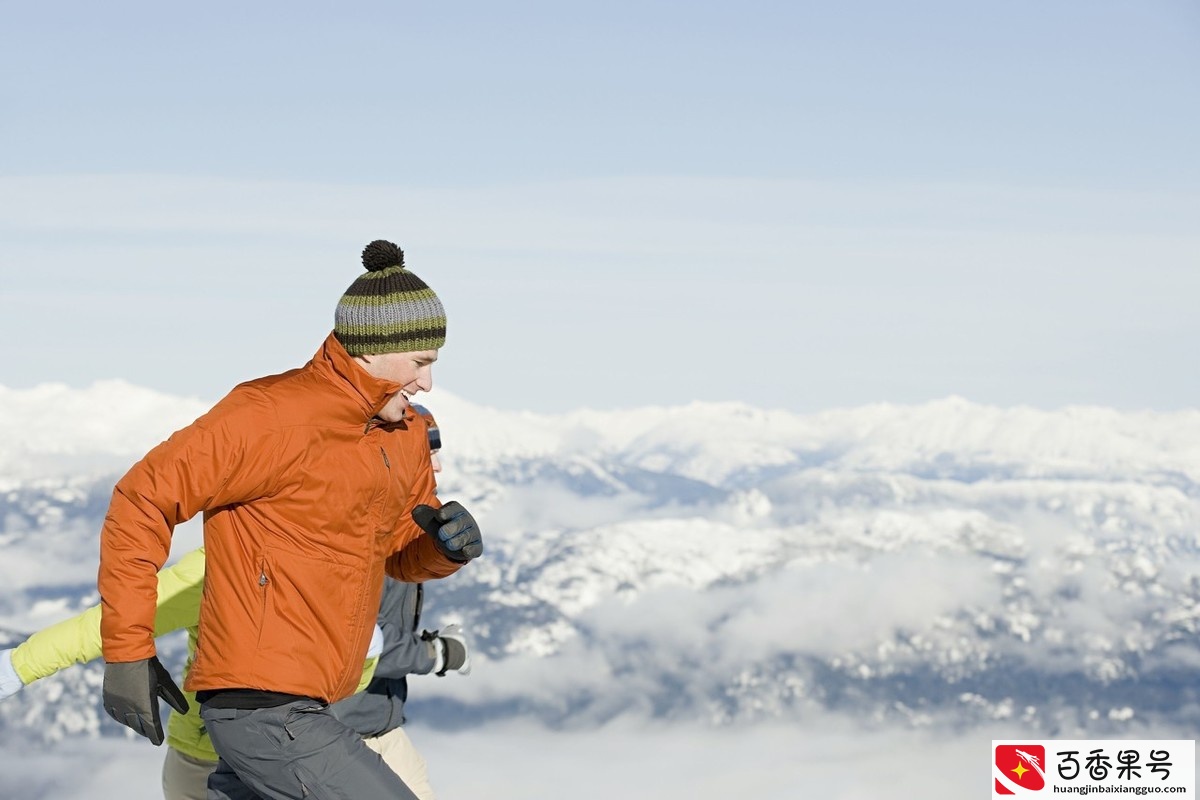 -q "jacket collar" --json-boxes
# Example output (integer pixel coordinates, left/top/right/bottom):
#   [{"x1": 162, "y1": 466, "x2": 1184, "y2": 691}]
[{"x1": 310, "y1": 332, "x2": 408, "y2": 423}]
